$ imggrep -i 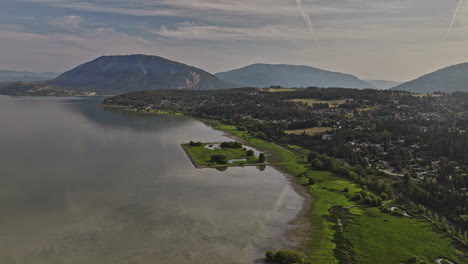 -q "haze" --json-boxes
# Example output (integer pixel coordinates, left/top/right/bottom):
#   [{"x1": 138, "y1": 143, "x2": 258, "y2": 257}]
[{"x1": 1, "y1": 0, "x2": 468, "y2": 81}]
